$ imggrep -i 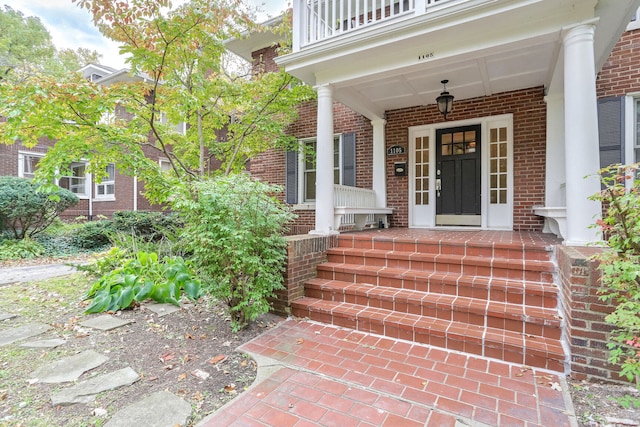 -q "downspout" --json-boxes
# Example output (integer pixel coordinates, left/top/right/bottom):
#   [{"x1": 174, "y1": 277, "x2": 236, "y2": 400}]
[{"x1": 133, "y1": 176, "x2": 138, "y2": 211}]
